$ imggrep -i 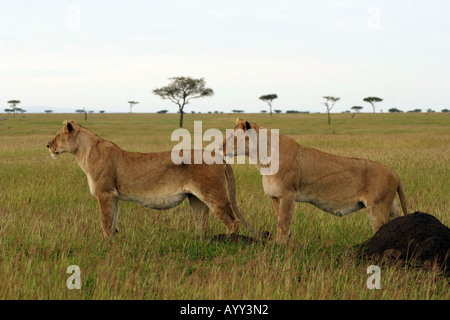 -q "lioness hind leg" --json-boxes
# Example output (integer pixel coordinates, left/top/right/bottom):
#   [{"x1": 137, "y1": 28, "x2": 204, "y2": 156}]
[
  {"x1": 215, "y1": 202, "x2": 240, "y2": 234},
  {"x1": 201, "y1": 198, "x2": 239, "y2": 234},
  {"x1": 366, "y1": 203, "x2": 390, "y2": 233},
  {"x1": 389, "y1": 197, "x2": 401, "y2": 222},
  {"x1": 188, "y1": 194, "x2": 210, "y2": 234}
]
